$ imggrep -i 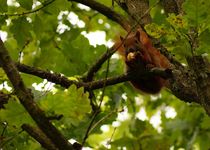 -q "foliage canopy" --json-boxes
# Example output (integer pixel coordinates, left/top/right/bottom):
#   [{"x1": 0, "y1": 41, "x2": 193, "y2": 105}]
[{"x1": 1, "y1": 0, "x2": 210, "y2": 149}]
